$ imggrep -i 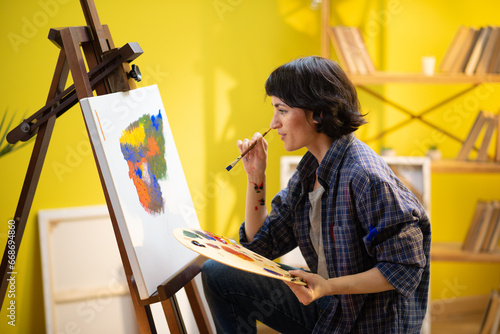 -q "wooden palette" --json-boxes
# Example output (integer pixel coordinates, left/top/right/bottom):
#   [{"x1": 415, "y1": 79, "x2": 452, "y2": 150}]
[{"x1": 173, "y1": 228, "x2": 306, "y2": 285}]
